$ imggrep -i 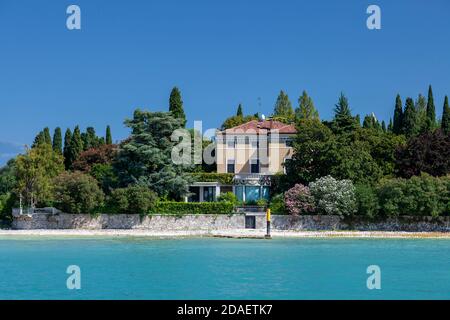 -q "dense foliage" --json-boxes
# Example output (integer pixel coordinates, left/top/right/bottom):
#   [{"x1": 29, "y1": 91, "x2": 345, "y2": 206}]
[
  {"x1": 284, "y1": 184, "x2": 315, "y2": 215},
  {"x1": 109, "y1": 185, "x2": 158, "y2": 214},
  {"x1": 151, "y1": 201, "x2": 234, "y2": 215},
  {"x1": 309, "y1": 176, "x2": 357, "y2": 217},
  {"x1": 53, "y1": 171, "x2": 104, "y2": 214},
  {"x1": 114, "y1": 109, "x2": 193, "y2": 199}
]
